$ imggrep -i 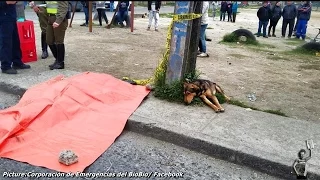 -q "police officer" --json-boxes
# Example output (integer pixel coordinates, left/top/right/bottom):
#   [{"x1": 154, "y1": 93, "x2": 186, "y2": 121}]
[
  {"x1": 0, "y1": 1, "x2": 31, "y2": 74},
  {"x1": 46, "y1": 1, "x2": 69, "y2": 70},
  {"x1": 29, "y1": 1, "x2": 49, "y2": 59}
]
